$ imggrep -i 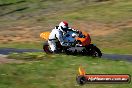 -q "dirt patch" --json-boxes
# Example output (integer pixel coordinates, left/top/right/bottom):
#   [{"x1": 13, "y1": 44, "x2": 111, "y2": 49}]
[
  {"x1": 73, "y1": 20, "x2": 132, "y2": 36},
  {"x1": 113, "y1": 20, "x2": 132, "y2": 28},
  {"x1": 0, "y1": 54, "x2": 24, "y2": 64},
  {"x1": 0, "y1": 25, "x2": 43, "y2": 43},
  {"x1": 0, "y1": 20, "x2": 132, "y2": 43},
  {"x1": 72, "y1": 21, "x2": 118, "y2": 36}
]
